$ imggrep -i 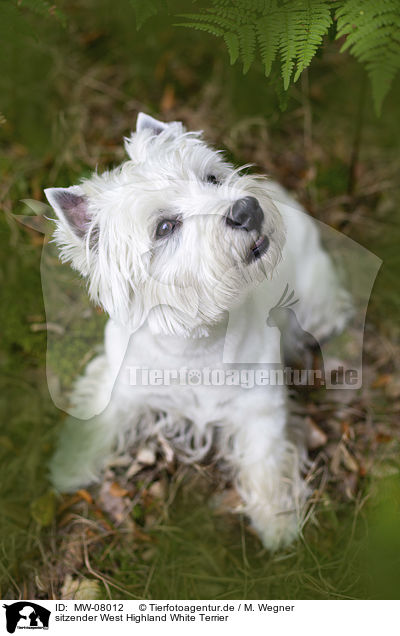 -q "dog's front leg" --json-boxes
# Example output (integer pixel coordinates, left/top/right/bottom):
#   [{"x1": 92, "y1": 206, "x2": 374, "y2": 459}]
[{"x1": 223, "y1": 393, "x2": 307, "y2": 550}]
